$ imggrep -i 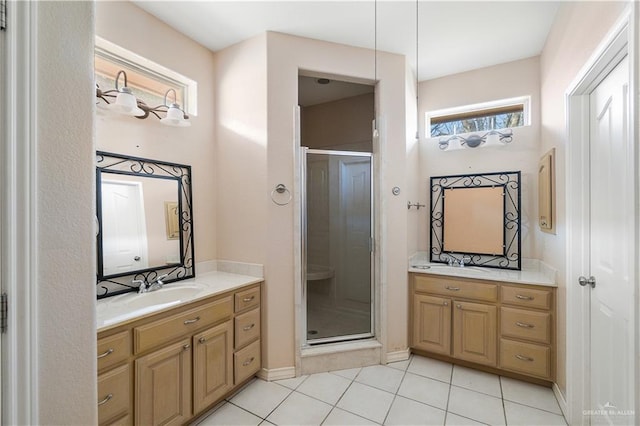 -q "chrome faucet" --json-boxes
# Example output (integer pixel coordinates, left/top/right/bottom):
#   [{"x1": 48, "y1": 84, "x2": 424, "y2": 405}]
[
  {"x1": 133, "y1": 279, "x2": 148, "y2": 294},
  {"x1": 147, "y1": 274, "x2": 169, "y2": 292}
]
